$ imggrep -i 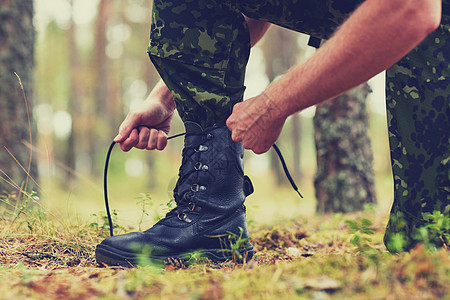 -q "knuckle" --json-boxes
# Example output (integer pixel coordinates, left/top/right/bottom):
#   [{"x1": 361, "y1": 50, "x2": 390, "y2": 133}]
[
  {"x1": 148, "y1": 139, "x2": 157, "y2": 150},
  {"x1": 159, "y1": 132, "x2": 167, "y2": 141},
  {"x1": 129, "y1": 135, "x2": 138, "y2": 143},
  {"x1": 136, "y1": 140, "x2": 146, "y2": 148},
  {"x1": 121, "y1": 144, "x2": 131, "y2": 152}
]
